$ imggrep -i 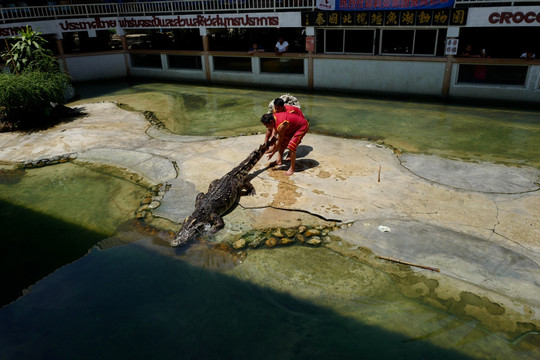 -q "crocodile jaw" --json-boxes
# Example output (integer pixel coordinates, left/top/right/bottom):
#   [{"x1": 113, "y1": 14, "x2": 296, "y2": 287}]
[{"x1": 171, "y1": 217, "x2": 200, "y2": 247}]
